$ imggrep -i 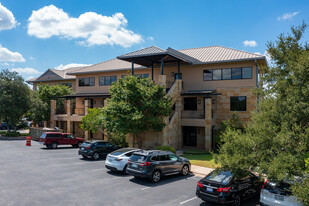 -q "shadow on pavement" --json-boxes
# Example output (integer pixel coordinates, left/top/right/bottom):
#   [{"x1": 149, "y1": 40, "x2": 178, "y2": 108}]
[{"x1": 199, "y1": 195, "x2": 260, "y2": 206}]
